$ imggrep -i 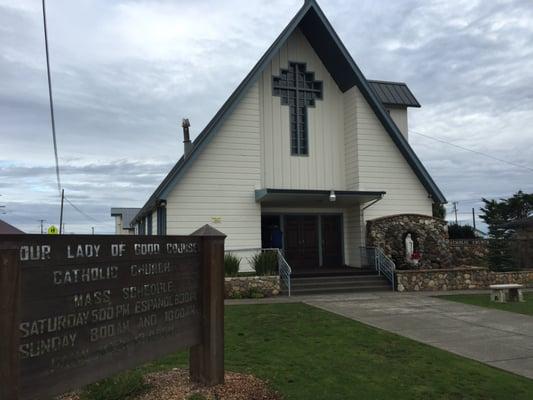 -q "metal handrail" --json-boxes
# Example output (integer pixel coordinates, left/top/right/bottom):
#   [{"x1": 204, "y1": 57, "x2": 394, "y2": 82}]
[
  {"x1": 275, "y1": 249, "x2": 292, "y2": 296},
  {"x1": 224, "y1": 247, "x2": 292, "y2": 296},
  {"x1": 360, "y1": 246, "x2": 396, "y2": 291}
]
